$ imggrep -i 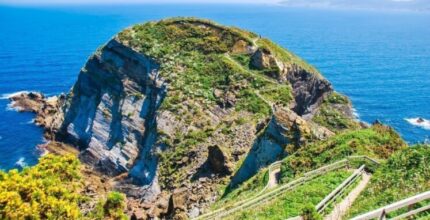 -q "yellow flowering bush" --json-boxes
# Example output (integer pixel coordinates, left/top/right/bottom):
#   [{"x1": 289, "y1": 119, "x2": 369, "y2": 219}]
[{"x1": 0, "y1": 154, "x2": 82, "y2": 219}]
